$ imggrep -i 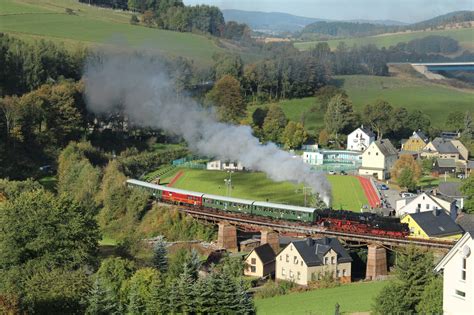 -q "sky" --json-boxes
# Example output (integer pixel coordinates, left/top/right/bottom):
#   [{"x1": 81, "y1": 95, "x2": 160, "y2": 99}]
[{"x1": 183, "y1": 0, "x2": 473, "y2": 23}]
